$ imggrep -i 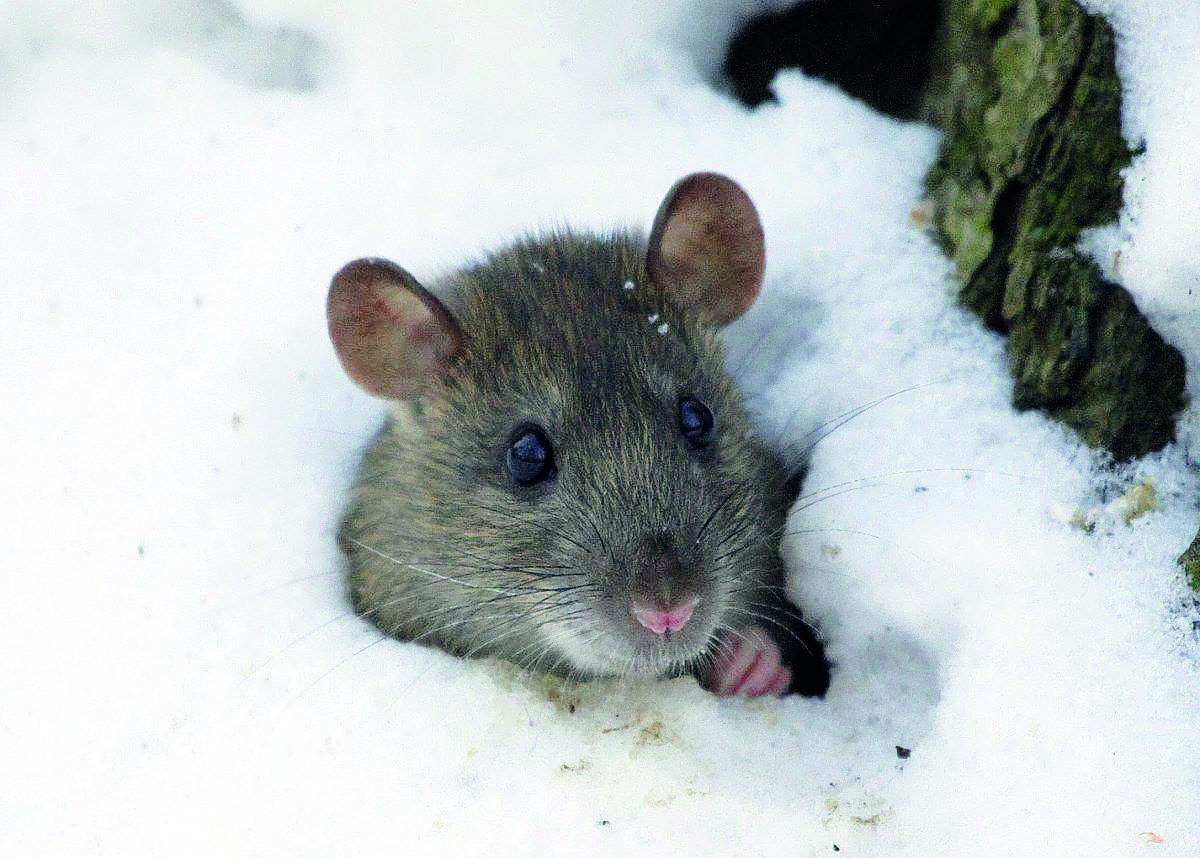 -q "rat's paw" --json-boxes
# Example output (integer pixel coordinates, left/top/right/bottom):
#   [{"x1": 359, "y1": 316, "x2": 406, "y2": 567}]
[{"x1": 708, "y1": 625, "x2": 791, "y2": 697}]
